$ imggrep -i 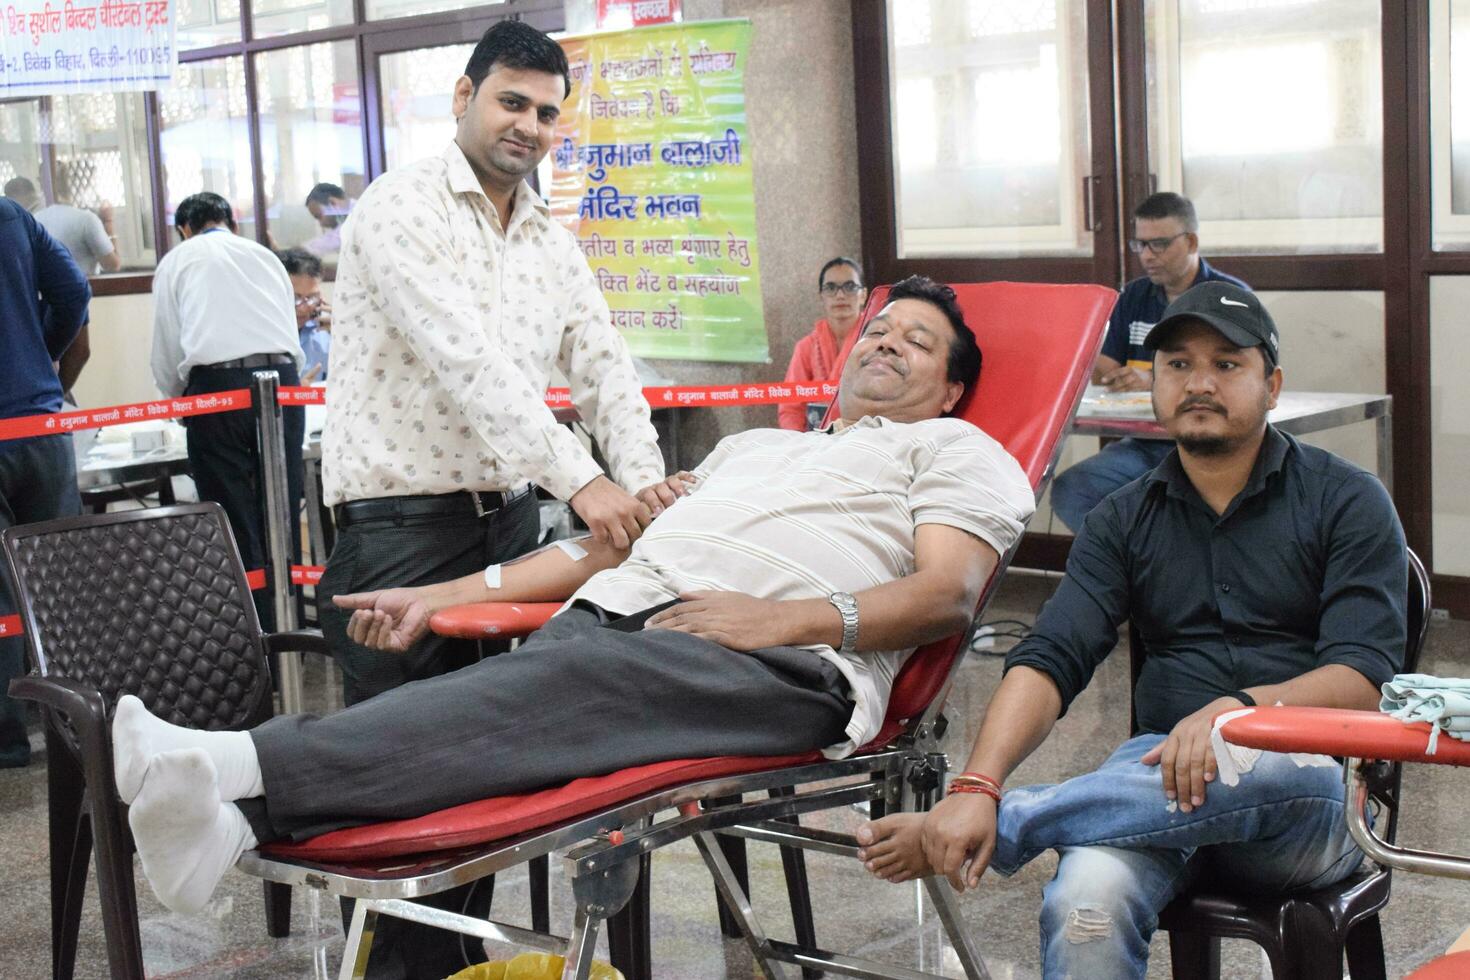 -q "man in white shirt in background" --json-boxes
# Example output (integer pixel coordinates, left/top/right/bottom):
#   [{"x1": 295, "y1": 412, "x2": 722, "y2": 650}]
[
  {"x1": 318, "y1": 21, "x2": 669, "y2": 974},
  {"x1": 150, "y1": 191, "x2": 305, "y2": 633}
]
